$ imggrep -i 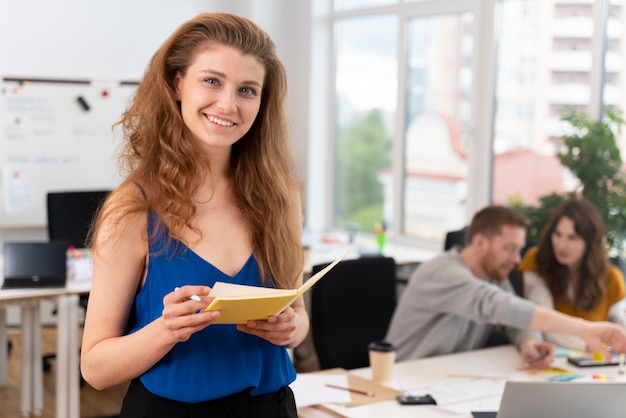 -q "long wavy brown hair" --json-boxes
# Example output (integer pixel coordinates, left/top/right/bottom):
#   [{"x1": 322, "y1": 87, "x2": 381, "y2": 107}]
[
  {"x1": 536, "y1": 198, "x2": 609, "y2": 310},
  {"x1": 91, "y1": 13, "x2": 303, "y2": 289}
]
